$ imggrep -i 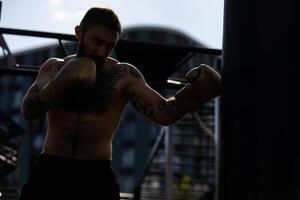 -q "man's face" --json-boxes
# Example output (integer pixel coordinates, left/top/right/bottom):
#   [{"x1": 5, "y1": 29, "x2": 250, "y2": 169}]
[{"x1": 77, "y1": 24, "x2": 120, "y2": 67}]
